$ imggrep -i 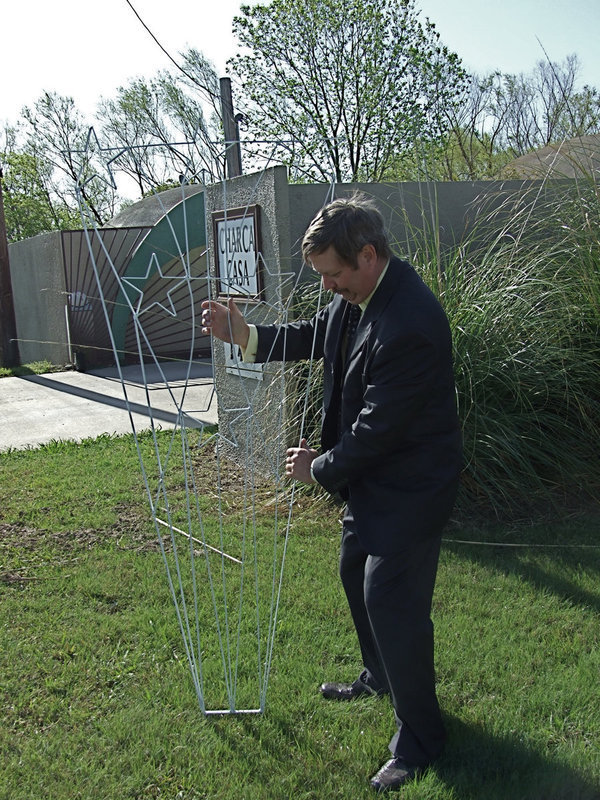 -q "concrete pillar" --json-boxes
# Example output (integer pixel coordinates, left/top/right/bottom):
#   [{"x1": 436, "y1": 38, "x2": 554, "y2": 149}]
[{"x1": 204, "y1": 166, "x2": 297, "y2": 475}]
